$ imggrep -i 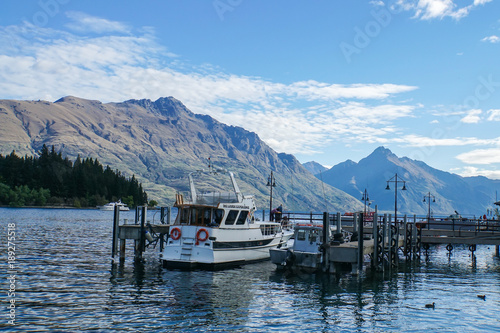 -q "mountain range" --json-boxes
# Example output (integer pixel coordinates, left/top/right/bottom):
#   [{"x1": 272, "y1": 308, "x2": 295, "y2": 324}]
[
  {"x1": 0, "y1": 96, "x2": 361, "y2": 212},
  {"x1": 2, "y1": 96, "x2": 498, "y2": 216},
  {"x1": 314, "y1": 146, "x2": 500, "y2": 216}
]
